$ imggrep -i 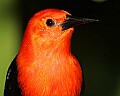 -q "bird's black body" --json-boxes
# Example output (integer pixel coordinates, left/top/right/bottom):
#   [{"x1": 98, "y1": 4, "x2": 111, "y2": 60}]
[{"x1": 4, "y1": 57, "x2": 22, "y2": 96}]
